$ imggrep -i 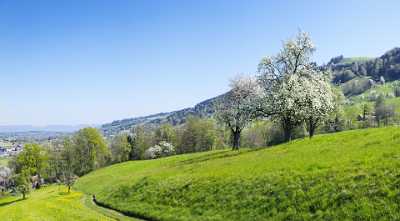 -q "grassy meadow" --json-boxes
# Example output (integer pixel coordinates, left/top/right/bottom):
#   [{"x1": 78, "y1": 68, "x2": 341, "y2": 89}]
[
  {"x1": 0, "y1": 185, "x2": 115, "y2": 221},
  {"x1": 75, "y1": 127, "x2": 400, "y2": 221}
]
